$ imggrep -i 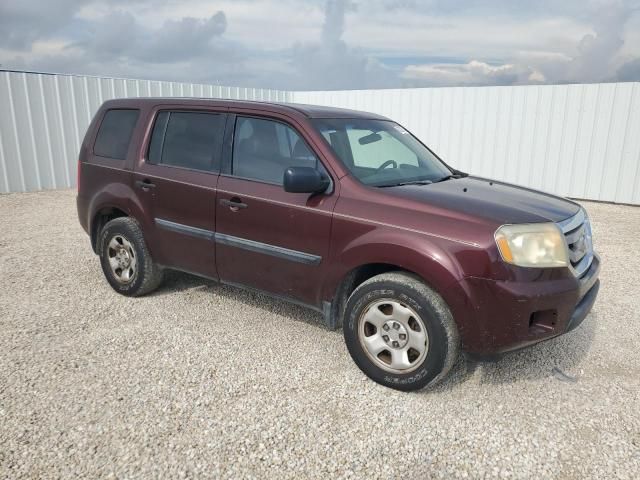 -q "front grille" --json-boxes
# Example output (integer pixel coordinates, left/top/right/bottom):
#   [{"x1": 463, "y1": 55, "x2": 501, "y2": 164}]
[{"x1": 558, "y1": 209, "x2": 594, "y2": 277}]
